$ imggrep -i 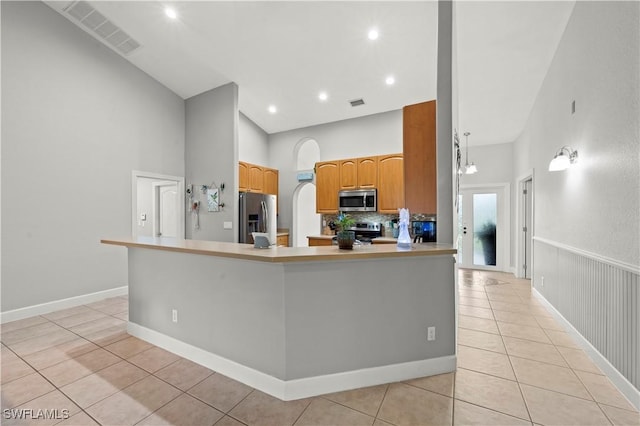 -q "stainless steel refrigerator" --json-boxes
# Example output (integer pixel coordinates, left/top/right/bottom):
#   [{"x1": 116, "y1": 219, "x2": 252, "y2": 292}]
[{"x1": 239, "y1": 192, "x2": 277, "y2": 245}]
